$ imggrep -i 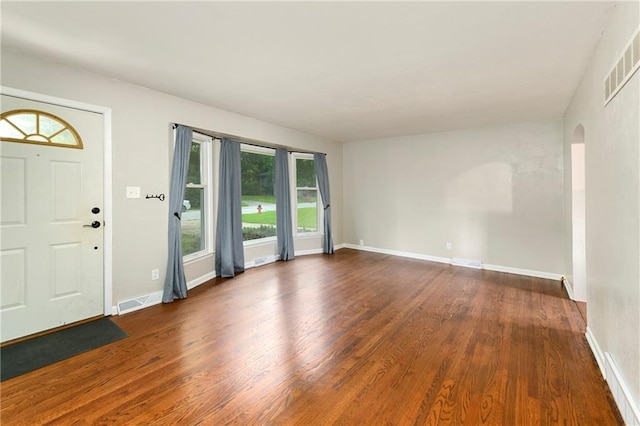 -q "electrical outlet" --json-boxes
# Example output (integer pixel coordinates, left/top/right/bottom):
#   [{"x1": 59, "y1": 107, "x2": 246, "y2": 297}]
[
  {"x1": 151, "y1": 269, "x2": 159, "y2": 280},
  {"x1": 446, "y1": 242, "x2": 452, "y2": 250},
  {"x1": 359, "y1": 239, "x2": 364, "y2": 246}
]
